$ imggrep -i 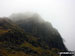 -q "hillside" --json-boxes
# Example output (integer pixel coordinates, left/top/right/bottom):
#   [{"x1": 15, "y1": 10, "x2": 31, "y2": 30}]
[
  {"x1": 10, "y1": 13, "x2": 67, "y2": 51},
  {"x1": 0, "y1": 13, "x2": 67, "y2": 56},
  {"x1": 0, "y1": 17, "x2": 60, "y2": 56}
]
